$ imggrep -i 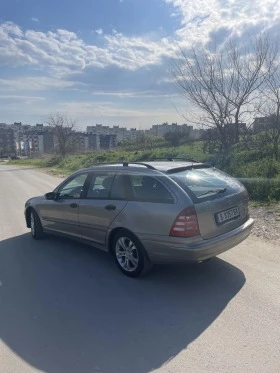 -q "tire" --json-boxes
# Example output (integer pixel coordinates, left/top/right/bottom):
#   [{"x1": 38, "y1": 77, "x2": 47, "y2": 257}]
[
  {"x1": 112, "y1": 230, "x2": 153, "y2": 277},
  {"x1": 30, "y1": 209, "x2": 44, "y2": 240}
]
